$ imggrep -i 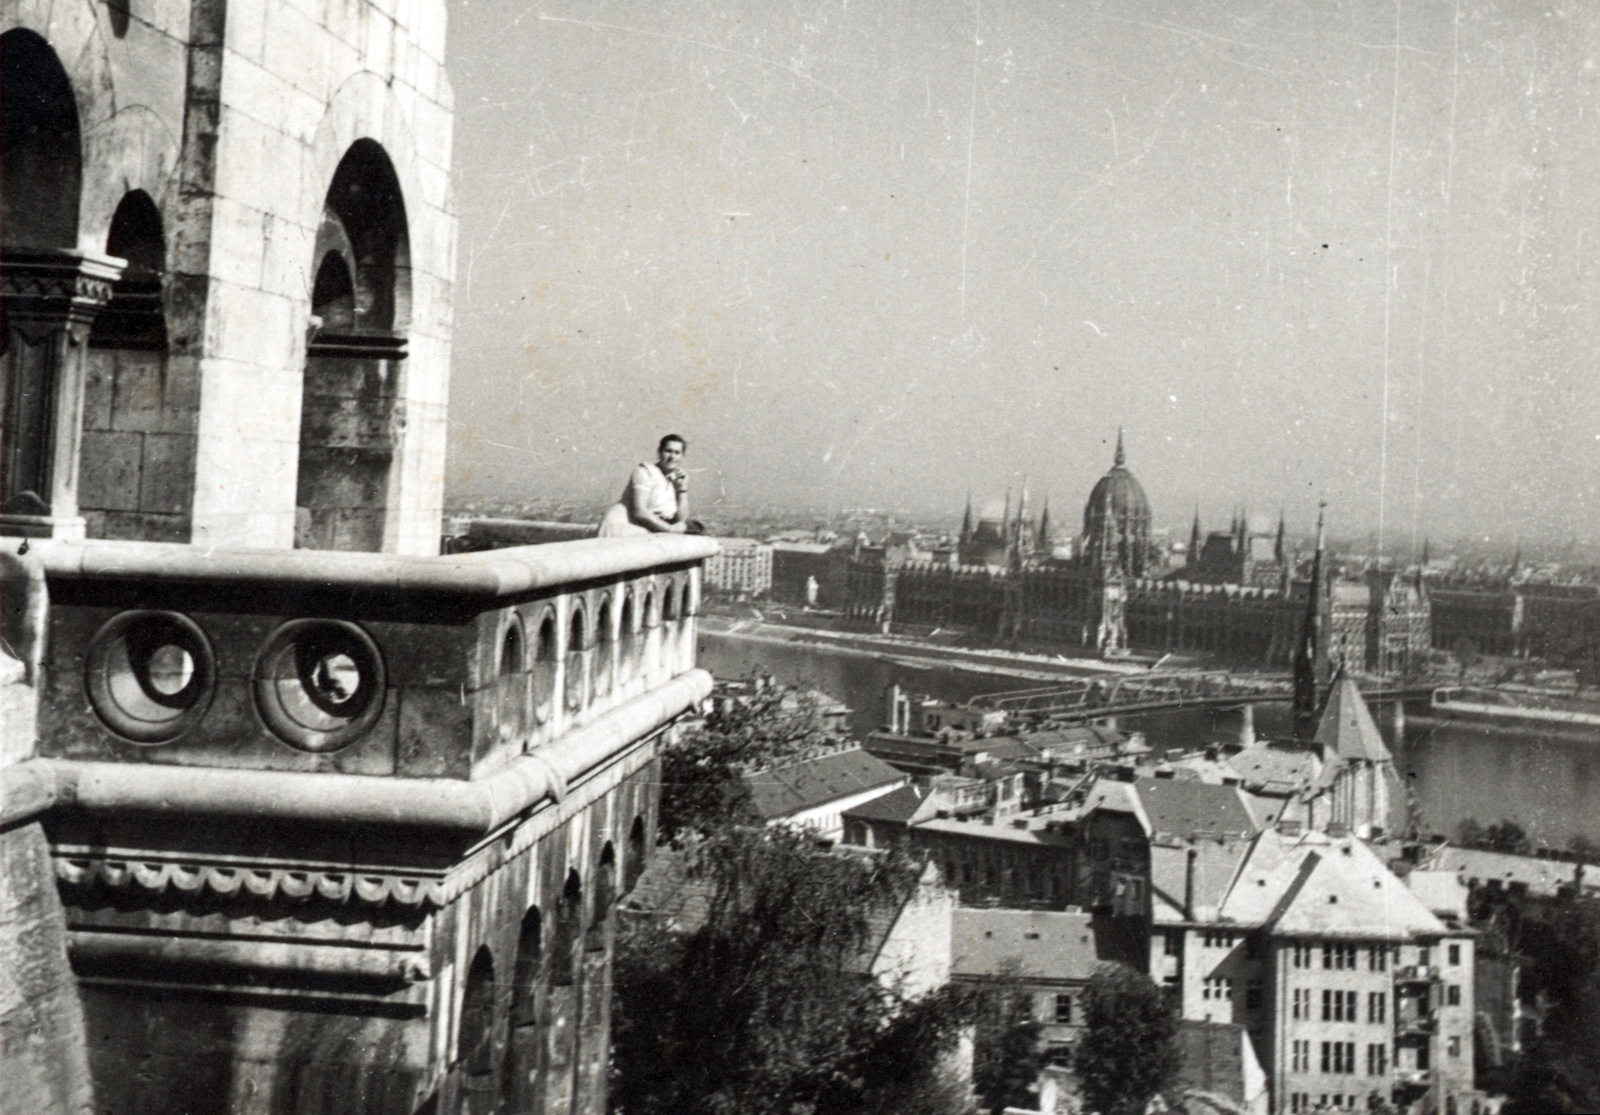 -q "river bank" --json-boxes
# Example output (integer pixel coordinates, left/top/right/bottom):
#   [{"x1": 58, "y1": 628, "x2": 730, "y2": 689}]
[{"x1": 697, "y1": 624, "x2": 1600, "y2": 849}]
